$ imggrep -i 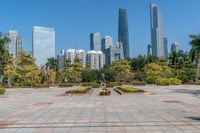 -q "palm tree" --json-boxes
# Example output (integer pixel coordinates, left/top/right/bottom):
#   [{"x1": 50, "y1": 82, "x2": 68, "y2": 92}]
[
  {"x1": 189, "y1": 34, "x2": 200, "y2": 82},
  {"x1": 45, "y1": 57, "x2": 58, "y2": 71}
]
